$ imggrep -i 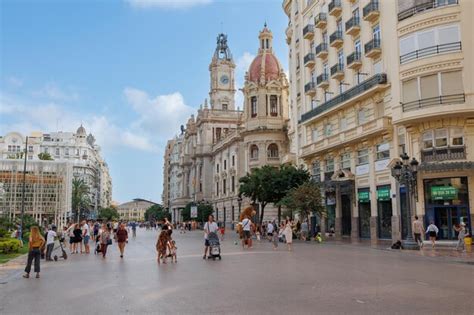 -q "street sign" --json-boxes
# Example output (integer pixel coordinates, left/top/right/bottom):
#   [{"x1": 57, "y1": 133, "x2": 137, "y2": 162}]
[
  {"x1": 358, "y1": 190, "x2": 370, "y2": 203},
  {"x1": 377, "y1": 187, "x2": 391, "y2": 201},
  {"x1": 191, "y1": 205, "x2": 198, "y2": 218}
]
